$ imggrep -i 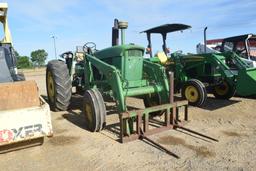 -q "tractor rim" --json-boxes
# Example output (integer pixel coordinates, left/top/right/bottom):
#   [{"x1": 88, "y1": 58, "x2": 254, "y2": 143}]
[
  {"x1": 215, "y1": 82, "x2": 229, "y2": 96},
  {"x1": 47, "y1": 71, "x2": 55, "y2": 103},
  {"x1": 84, "y1": 103, "x2": 93, "y2": 127},
  {"x1": 185, "y1": 86, "x2": 199, "y2": 103}
]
